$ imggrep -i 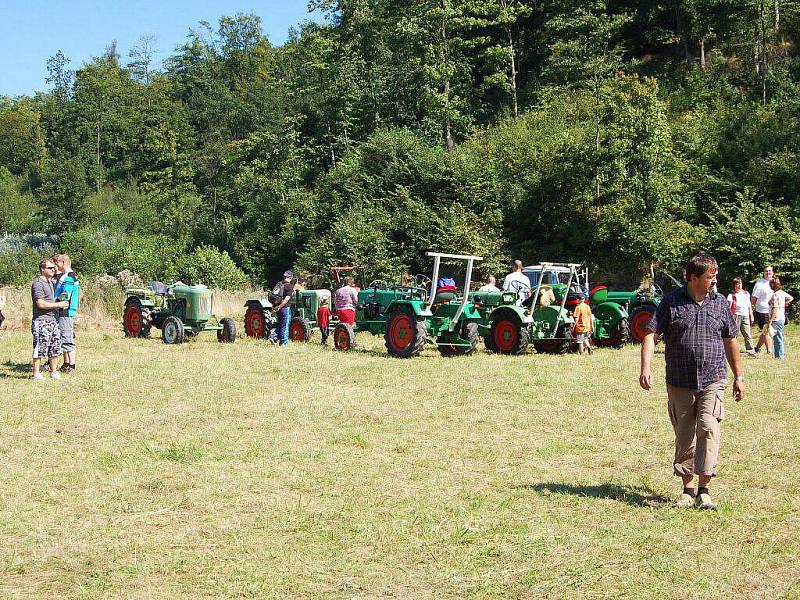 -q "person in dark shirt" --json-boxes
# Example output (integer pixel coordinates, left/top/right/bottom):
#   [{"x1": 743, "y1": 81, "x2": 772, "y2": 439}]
[
  {"x1": 639, "y1": 253, "x2": 745, "y2": 510},
  {"x1": 31, "y1": 258, "x2": 69, "y2": 380},
  {"x1": 269, "y1": 270, "x2": 294, "y2": 345}
]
